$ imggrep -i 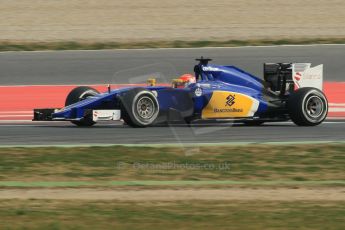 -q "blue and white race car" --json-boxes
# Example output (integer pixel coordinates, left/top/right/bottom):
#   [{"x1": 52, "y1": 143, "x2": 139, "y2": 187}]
[{"x1": 33, "y1": 57, "x2": 328, "y2": 127}]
